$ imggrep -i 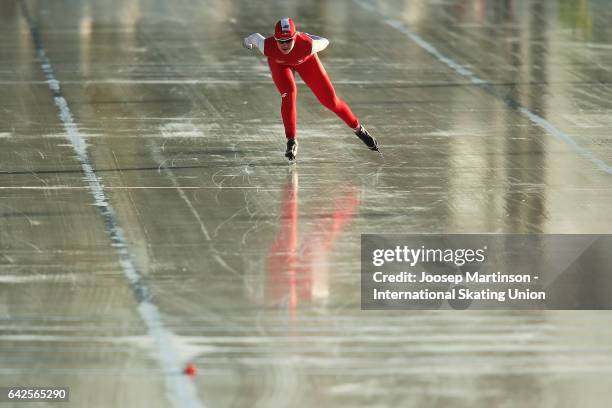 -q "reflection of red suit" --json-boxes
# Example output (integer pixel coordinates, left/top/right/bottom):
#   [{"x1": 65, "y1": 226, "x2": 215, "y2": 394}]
[{"x1": 265, "y1": 172, "x2": 360, "y2": 315}]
